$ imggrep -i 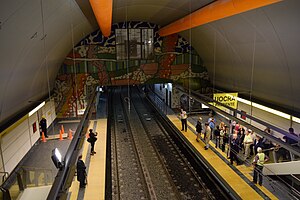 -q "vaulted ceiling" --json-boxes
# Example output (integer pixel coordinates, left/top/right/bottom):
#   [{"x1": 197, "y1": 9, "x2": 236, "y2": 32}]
[{"x1": 1, "y1": 0, "x2": 300, "y2": 126}]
